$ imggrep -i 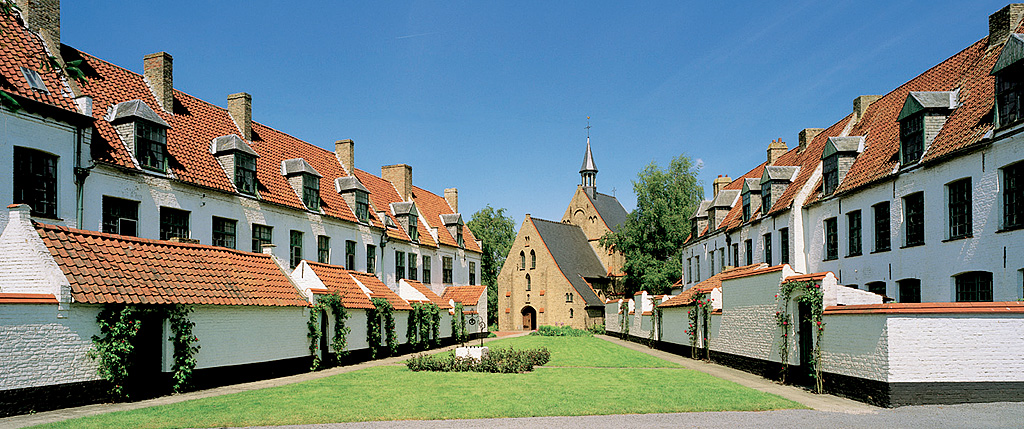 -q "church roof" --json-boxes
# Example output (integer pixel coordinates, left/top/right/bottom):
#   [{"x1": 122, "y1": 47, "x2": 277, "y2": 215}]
[
  {"x1": 580, "y1": 137, "x2": 598, "y2": 173},
  {"x1": 530, "y1": 218, "x2": 606, "y2": 307},
  {"x1": 587, "y1": 192, "x2": 629, "y2": 233}
]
